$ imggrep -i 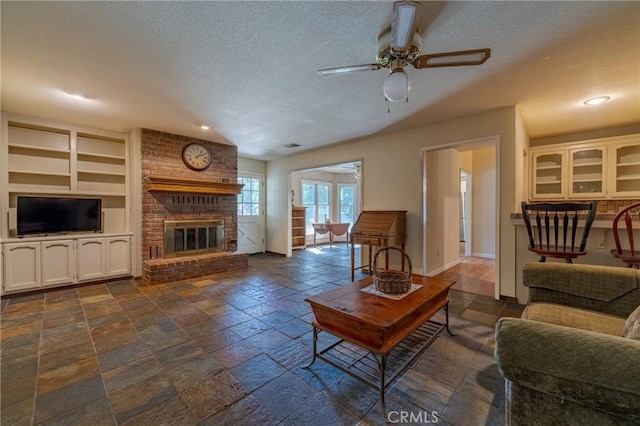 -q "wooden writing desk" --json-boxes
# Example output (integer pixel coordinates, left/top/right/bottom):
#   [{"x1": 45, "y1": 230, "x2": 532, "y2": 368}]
[{"x1": 349, "y1": 210, "x2": 406, "y2": 280}]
